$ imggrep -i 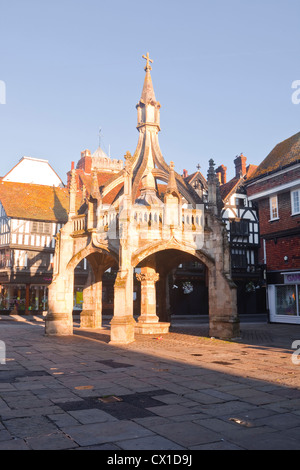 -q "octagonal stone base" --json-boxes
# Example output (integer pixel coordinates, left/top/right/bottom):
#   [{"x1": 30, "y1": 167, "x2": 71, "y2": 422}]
[
  {"x1": 135, "y1": 322, "x2": 170, "y2": 335},
  {"x1": 45, "y1": 313, "x2": 73, "y2": 336},
  {"x1": 209, "y1": 316, "x2": 240, "y2": 340},
  {"x1": 110, "y1": 316, "x2": 136, "y2": 345}
]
